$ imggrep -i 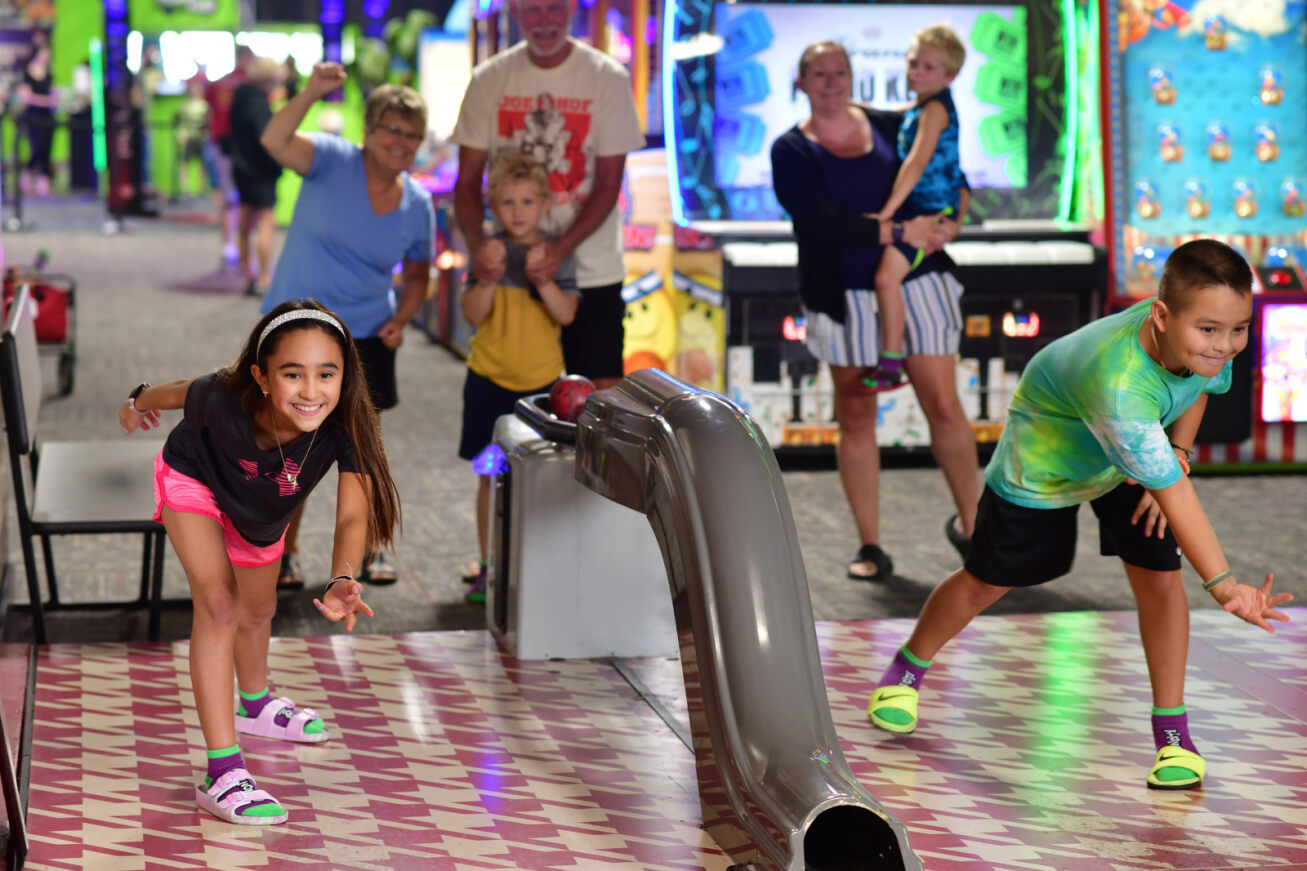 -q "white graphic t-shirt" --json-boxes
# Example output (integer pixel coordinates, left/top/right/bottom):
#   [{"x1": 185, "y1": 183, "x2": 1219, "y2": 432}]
[{"x1": 451, "y1": 40, "x2": 646, "y2": 287}]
